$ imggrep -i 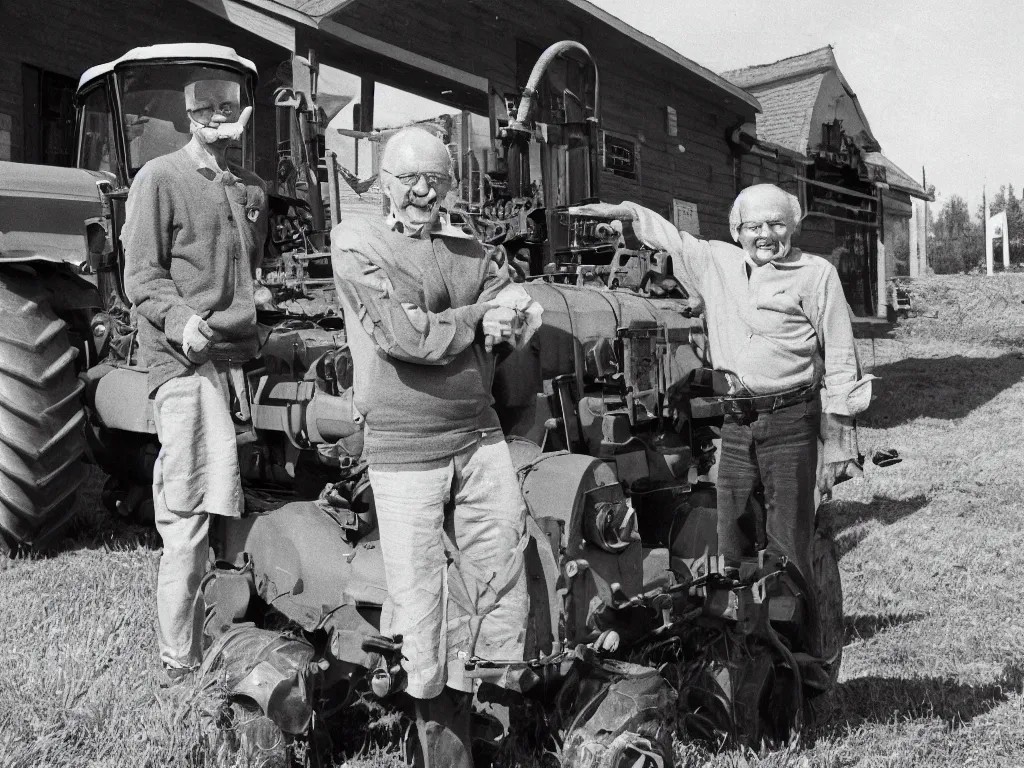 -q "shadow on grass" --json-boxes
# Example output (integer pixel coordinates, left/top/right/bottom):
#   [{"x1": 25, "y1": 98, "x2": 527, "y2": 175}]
[
  {"x1": 826, "y1": 662, "x2": 1024, "y2": 730},
  {"x1": 844, "y1": 612, "x2": 924, "y2": 645},
  {"x1": 821, "y1": 495, "x2": 929, "y2": 558},
  {"x1": 861, "y1": 353, "x2": 1024, "y2": 427},
  {"x1": 31, "y1": 465, "x2": 161, "y2": 557}
]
